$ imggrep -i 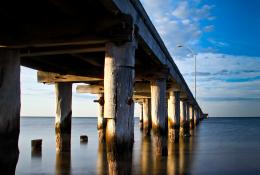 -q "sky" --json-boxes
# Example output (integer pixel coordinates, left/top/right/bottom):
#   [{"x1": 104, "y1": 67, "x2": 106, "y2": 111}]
[{"x1": 21, "y1": 0, "x2": 260, "y2": 117}]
